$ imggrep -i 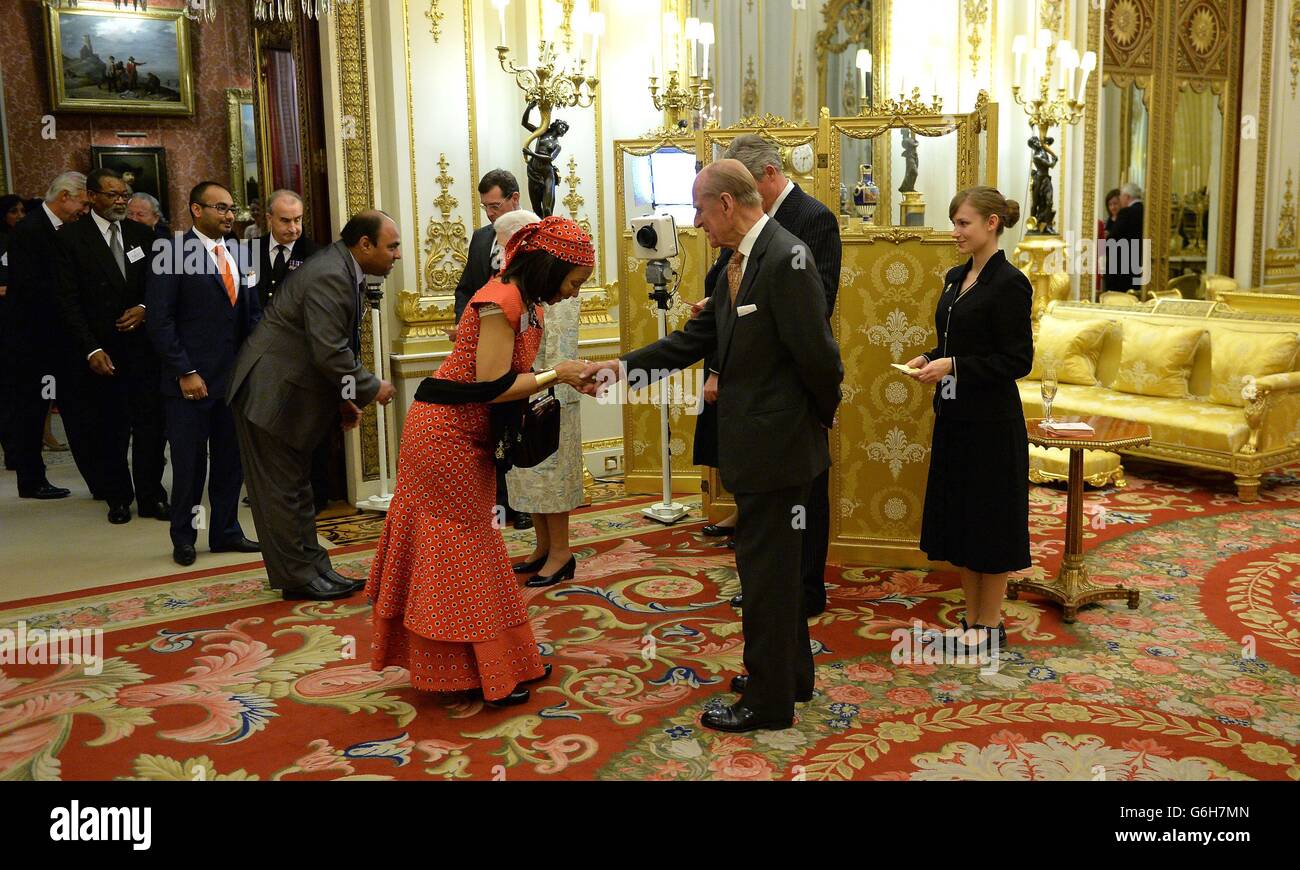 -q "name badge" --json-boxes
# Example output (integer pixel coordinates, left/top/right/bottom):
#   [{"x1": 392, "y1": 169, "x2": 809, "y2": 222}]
[
  {"x1": 126, "y1": 246, "x2": 145, "y2": 263},
  {"x1": 737, "y1": 304, "x2": 758, "y2": 317},
  {"x1": 245, "y1": 271, "x2": 258, "y2": 286}
]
